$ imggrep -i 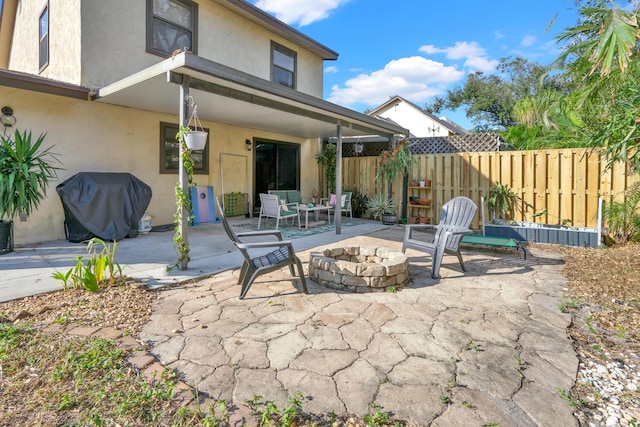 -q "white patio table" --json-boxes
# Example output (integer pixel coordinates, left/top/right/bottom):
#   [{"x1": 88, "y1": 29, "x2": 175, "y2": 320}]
[{"x1": 296, "y1": 204, "x2": 332, "y2": 229}]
